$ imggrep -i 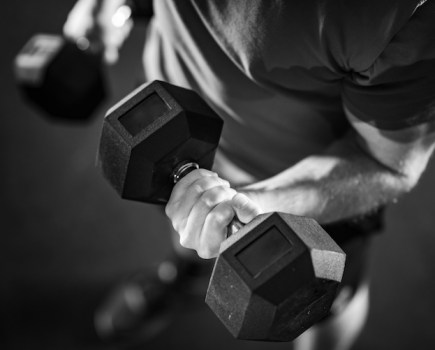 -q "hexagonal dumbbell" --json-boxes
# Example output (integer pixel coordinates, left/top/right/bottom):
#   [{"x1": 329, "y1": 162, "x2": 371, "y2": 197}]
[
  {"x1": 207, "y1": 212, "x2": 345, "y2": 340},
  {"x1": 13, "y1": 0, "x2": 153, "y2": 122},
  {"x1": 98, "y1": 81, "x2": 224, "y2": 203},
  {"x1": 14, "y1": 33, "x2": 107, "y2": 121},
  {"x1": 97, "y1": 80, "x2": 346, "y2": 341}
]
